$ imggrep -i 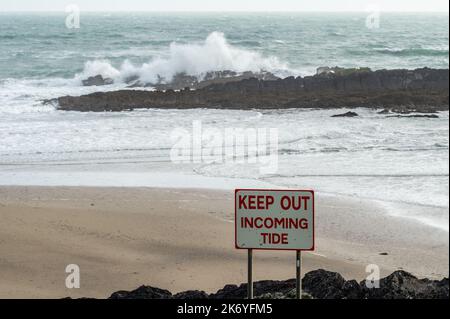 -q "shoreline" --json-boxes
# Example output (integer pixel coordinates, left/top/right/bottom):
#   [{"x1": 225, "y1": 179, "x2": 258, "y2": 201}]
[
  {"x1": 0, "y1": 186, "x2": 448, "y2": 299},
  {"x1": 0, "y1": 168, "x2": 448, "y2": 232}
]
